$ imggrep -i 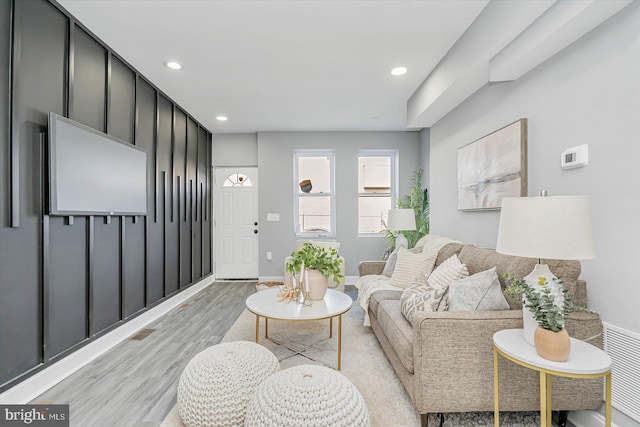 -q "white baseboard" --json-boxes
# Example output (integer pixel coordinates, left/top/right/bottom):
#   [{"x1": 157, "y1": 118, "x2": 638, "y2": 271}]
[
  {"x1": 569, "y1": 410, "x2": 618, "y2": 427},
  {"x1": 0, "y1": 276, "x2": 214, "y2": 404}
]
